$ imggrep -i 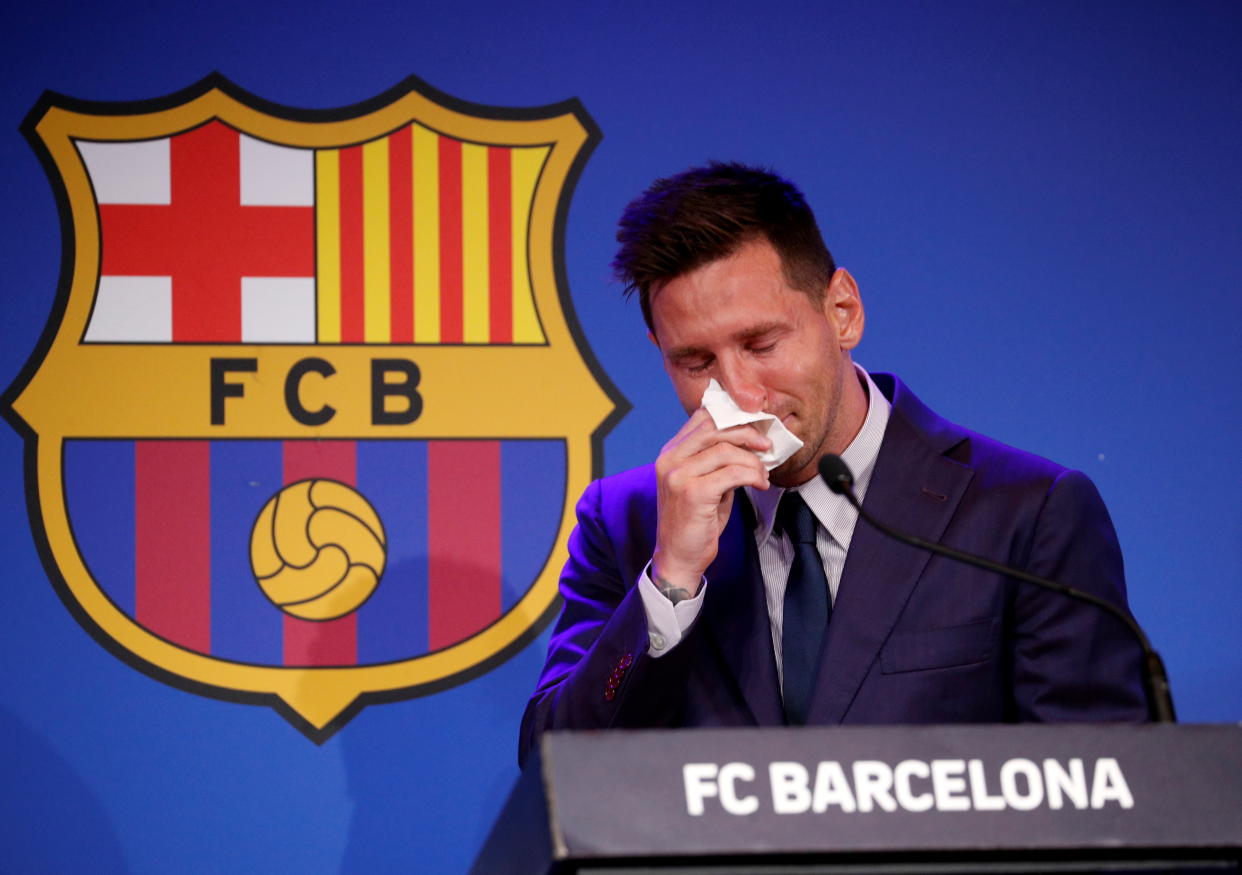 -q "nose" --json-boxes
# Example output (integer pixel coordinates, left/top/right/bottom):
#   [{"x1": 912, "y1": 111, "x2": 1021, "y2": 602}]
[{"x1": 719, "y1": 359, "x2": 766, "y2": 413}]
